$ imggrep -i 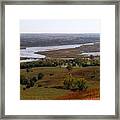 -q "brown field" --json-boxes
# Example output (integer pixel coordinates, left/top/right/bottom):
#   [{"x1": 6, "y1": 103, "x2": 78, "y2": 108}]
[{"x1": 35, "y1": 43, "x2": 100, "y2": 58}]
